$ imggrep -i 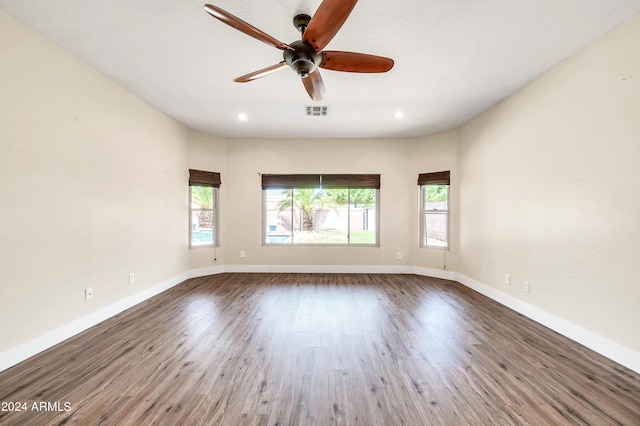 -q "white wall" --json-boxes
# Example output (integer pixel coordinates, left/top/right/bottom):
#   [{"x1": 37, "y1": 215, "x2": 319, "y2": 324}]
[
  {"x1": 0, "y1": 11, "x2": 190, "y2": 353},
  {"x1": 458, "y1": 15, "x2": 640, "y2": 354}
]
